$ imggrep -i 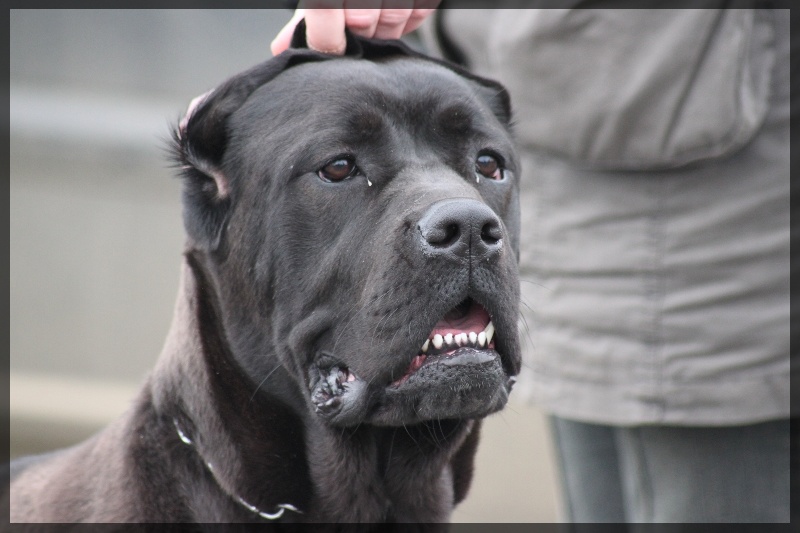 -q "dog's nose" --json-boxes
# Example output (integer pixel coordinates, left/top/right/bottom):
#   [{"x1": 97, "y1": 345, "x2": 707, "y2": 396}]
[{"x1": 417, "y1": 199, "x2": 503, "y2": 260}]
